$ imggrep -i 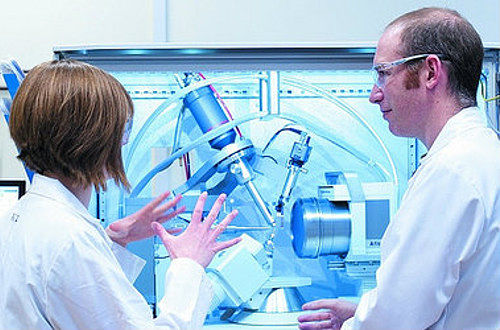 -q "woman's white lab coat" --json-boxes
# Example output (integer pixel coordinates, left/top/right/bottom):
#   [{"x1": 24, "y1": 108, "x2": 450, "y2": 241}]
[{"x1": 0, "y1": 174, "x2": 212, "y2": 329}]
